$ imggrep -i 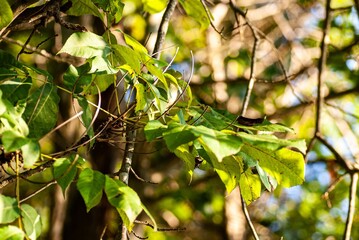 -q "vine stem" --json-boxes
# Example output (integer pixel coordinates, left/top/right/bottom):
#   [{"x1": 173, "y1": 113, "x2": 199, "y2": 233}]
[{"x1": 344, "y1": 172, "x2": 358, "y2": 240}]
